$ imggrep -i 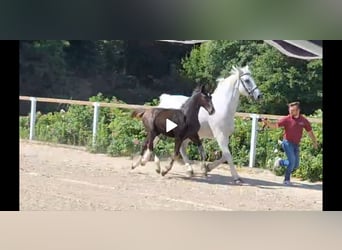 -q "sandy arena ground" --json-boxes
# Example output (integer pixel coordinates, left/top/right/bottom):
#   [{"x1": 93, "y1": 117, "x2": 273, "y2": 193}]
[{"x1": 20, "y1": 139, "x2": 322, "y2": 211}]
